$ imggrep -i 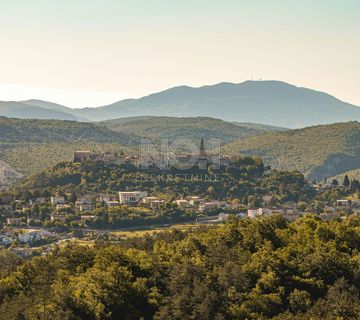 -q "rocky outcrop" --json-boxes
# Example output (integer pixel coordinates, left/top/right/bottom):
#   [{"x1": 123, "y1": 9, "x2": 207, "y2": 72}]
[
  {"x1": 0, "y1": 161, "x2": 23, "y2": 190},
  {"x1": 308, "y1": 154, "x2": 360, "y2": 182}
]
